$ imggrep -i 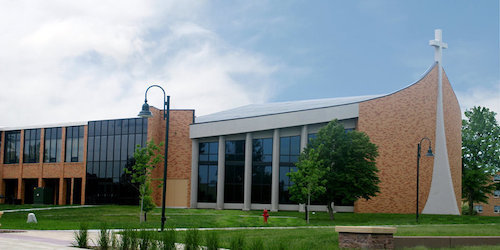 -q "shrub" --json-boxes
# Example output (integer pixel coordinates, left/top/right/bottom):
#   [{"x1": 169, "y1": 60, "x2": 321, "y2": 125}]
[
  {"x1": 97, "y1": 223, "x2": 110, "y2": 250},
  {"x1": 185, "y1": 229, "x2": 200, "y2": 250},
  {"x1": 205, "y1": 231, "x2": 219, "y2": 250},
  {"x1": 73, "y1": 223, "x2": 88, "y2": 248},
  {"x1": 159, "y1": 228, "x2": 177, "y2": 250},
  {"x1": 229, "y1": 234, "x2": 245, "y2": 250},
  {"x1": 248, "y1": 238, "x2": 263, "y2": 250}
]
